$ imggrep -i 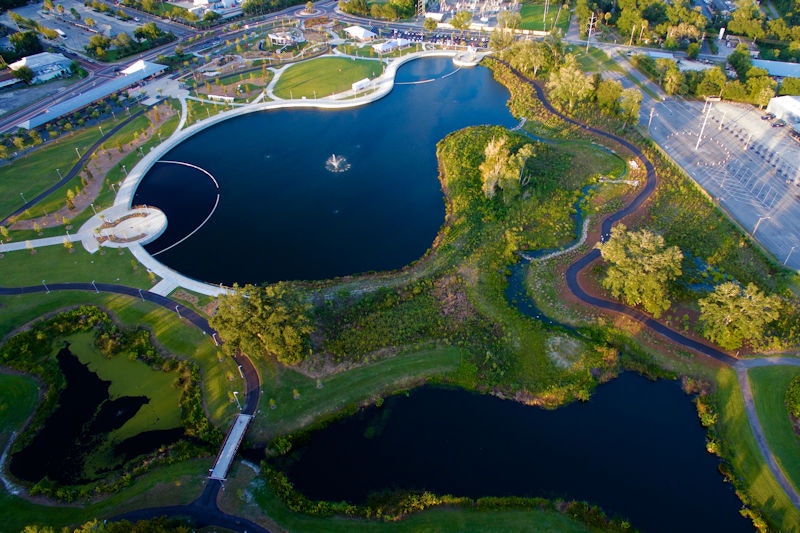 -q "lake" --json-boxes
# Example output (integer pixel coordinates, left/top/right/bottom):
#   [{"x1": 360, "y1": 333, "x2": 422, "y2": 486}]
[{"x1": 133, "y1": 57, "x2": 516, "y2": 285}]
